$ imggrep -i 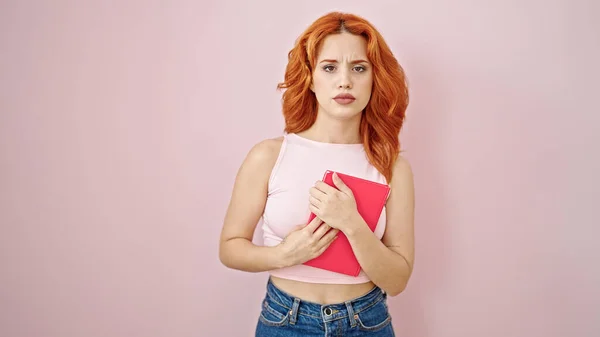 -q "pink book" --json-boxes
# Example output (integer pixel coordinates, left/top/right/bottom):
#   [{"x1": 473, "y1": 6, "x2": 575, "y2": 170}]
[{"x1": 303, "y1": 170, "x2": 391, "y2": 276}]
